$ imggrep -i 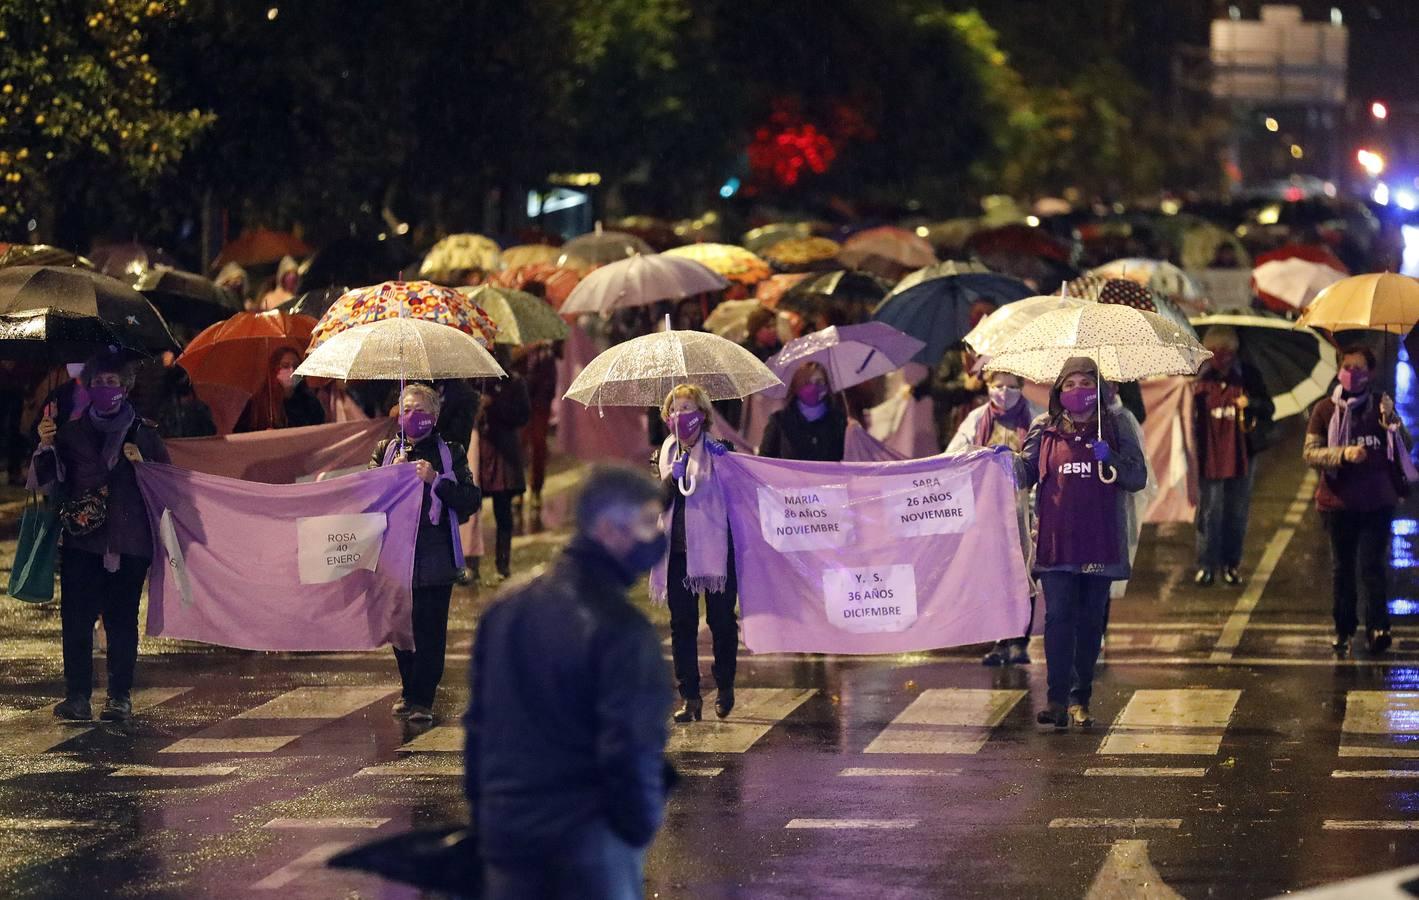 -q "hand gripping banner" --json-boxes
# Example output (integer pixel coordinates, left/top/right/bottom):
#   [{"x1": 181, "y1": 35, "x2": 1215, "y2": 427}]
[{"x1": 715, "y1": 449, "x2": 1031, "y2": 654}]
